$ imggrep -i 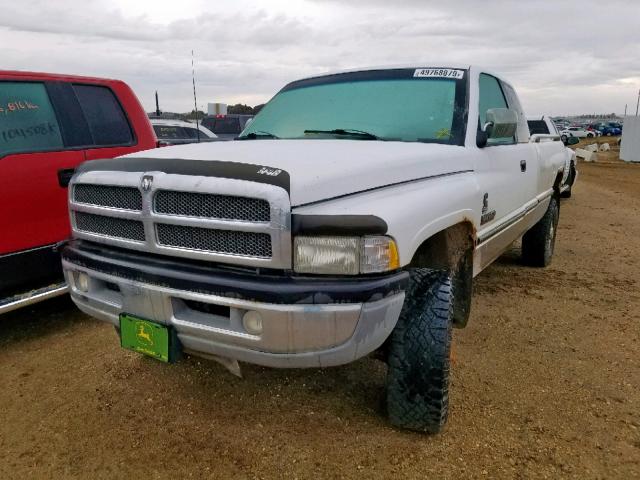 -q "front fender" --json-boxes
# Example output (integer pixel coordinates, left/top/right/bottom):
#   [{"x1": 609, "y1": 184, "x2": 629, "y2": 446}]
[{"x1": 292, "y1": 171, "x2": 480, "y2": 267}]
